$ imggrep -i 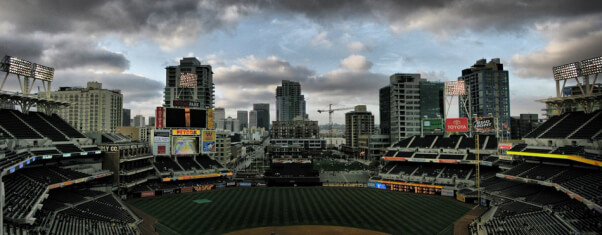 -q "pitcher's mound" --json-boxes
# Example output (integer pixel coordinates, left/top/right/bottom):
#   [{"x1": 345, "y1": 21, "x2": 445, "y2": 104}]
[{"x1": 225, "y1": 225, "x2": 389, "y2": 235}]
